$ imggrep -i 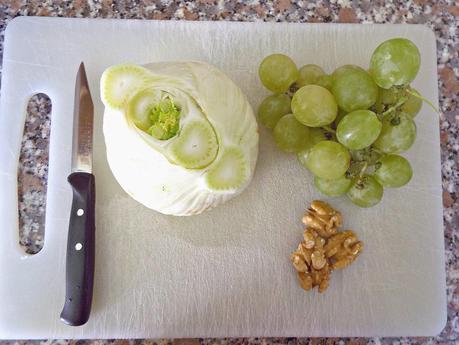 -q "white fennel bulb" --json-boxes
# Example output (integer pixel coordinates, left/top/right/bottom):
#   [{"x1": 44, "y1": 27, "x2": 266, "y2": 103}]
[{"x1": 101, "y1": 62, "x2": 258, "y2": 216}]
